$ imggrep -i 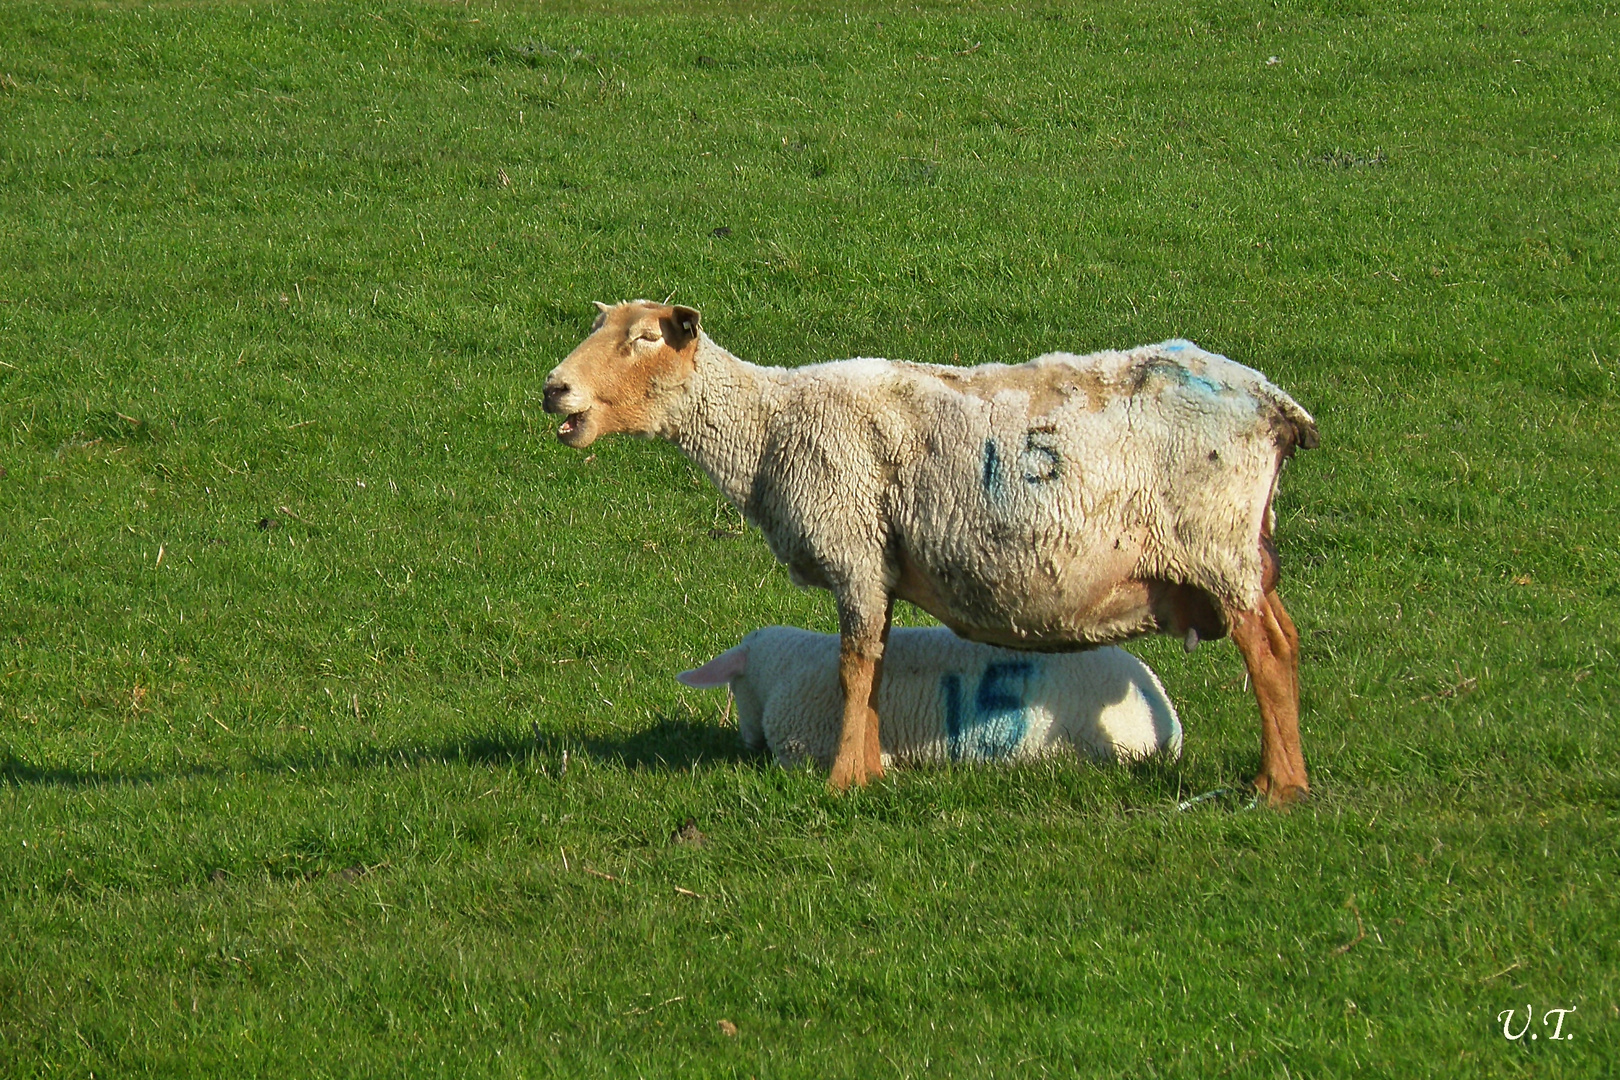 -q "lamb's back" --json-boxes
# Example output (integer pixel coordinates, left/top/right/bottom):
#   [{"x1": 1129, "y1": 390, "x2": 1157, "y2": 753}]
[{"x1": 876, "y1": 627, "x2": 1180, "y2": 765}]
